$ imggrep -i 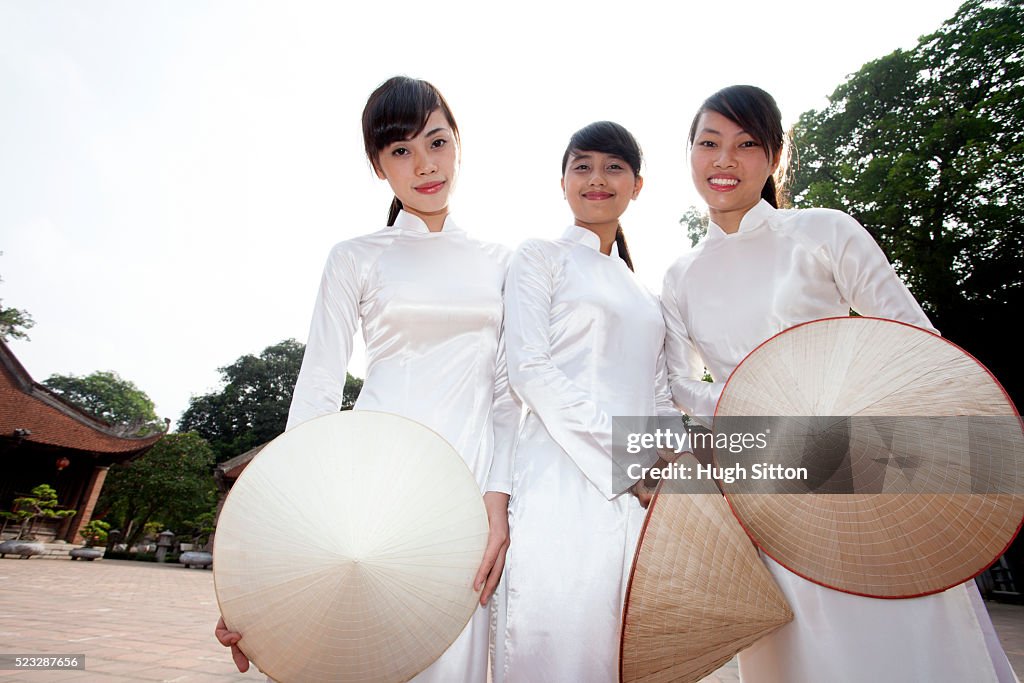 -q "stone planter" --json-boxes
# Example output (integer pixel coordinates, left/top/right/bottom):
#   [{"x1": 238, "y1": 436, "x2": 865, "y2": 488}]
[
  {"x1": 179, "y1": 551, "x2": 213, "y2": 569},
  {"x1": 69, "y1": 547, "x2": 105, "y2": 561},
  {"x1": 0, "y1": 540, "x2": 45, "y2": 559}
]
